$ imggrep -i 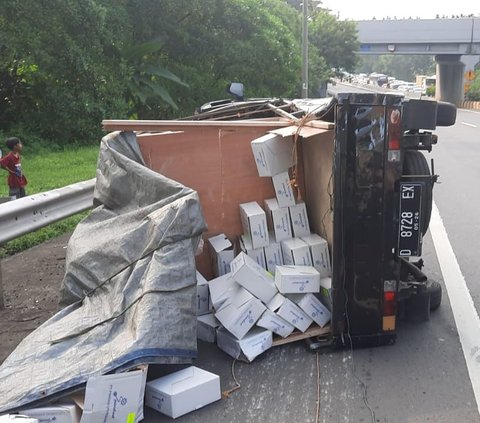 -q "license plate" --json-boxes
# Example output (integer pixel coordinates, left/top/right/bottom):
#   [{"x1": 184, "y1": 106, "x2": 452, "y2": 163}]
[{"x1": 398, "y1": 182, "x2": 423, "y2": 257}]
